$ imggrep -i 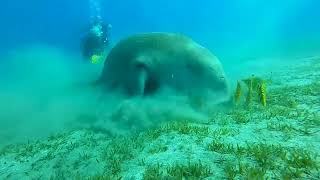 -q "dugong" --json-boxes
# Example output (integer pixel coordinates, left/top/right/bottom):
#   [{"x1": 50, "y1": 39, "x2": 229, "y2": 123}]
[{"x1": 99, "y1": 32, "x2": 230, "y2": 101}]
